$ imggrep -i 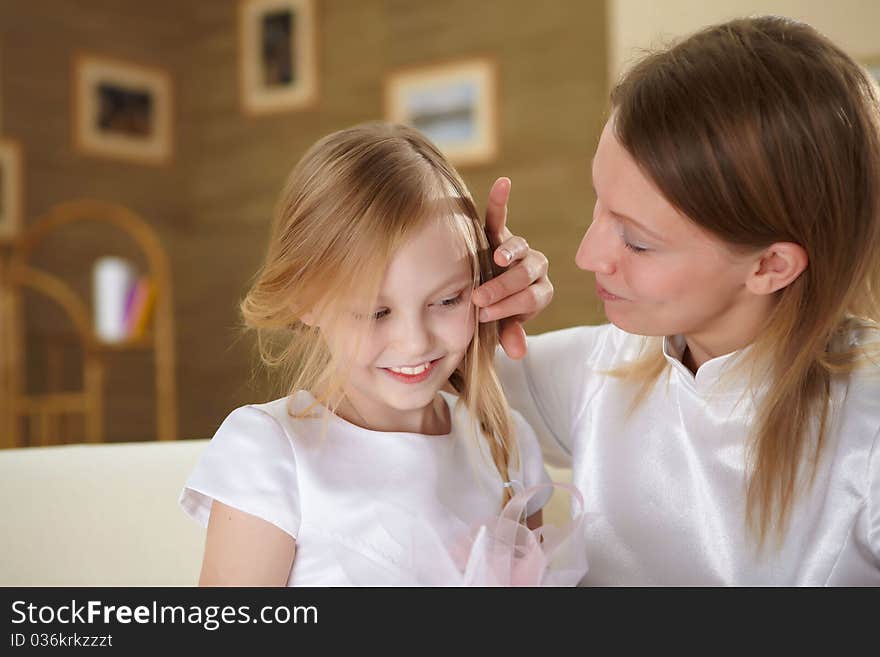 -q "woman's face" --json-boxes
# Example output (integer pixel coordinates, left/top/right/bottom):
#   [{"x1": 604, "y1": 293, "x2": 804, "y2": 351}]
[{"x1": 577, "y1": 119, "x2": 764, "y2": 346}]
